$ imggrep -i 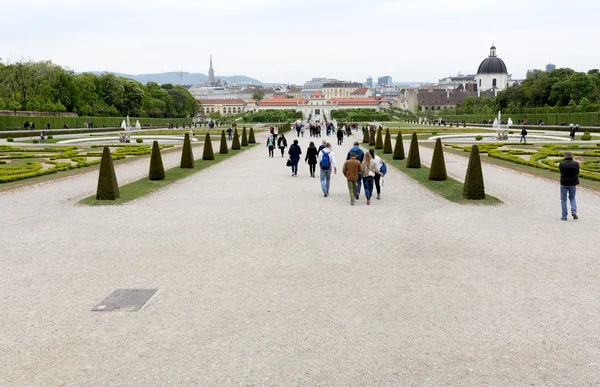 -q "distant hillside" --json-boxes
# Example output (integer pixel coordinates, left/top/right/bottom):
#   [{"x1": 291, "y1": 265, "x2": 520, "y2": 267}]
[{"x1": 86, "y1": 71, "x2": 273, "y2": 86}]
